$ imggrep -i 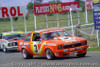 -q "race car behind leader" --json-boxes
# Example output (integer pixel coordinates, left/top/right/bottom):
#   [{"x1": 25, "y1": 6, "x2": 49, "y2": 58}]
[{"x1": 0, "y1": 31, "x2": 25, "y2": 53}]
